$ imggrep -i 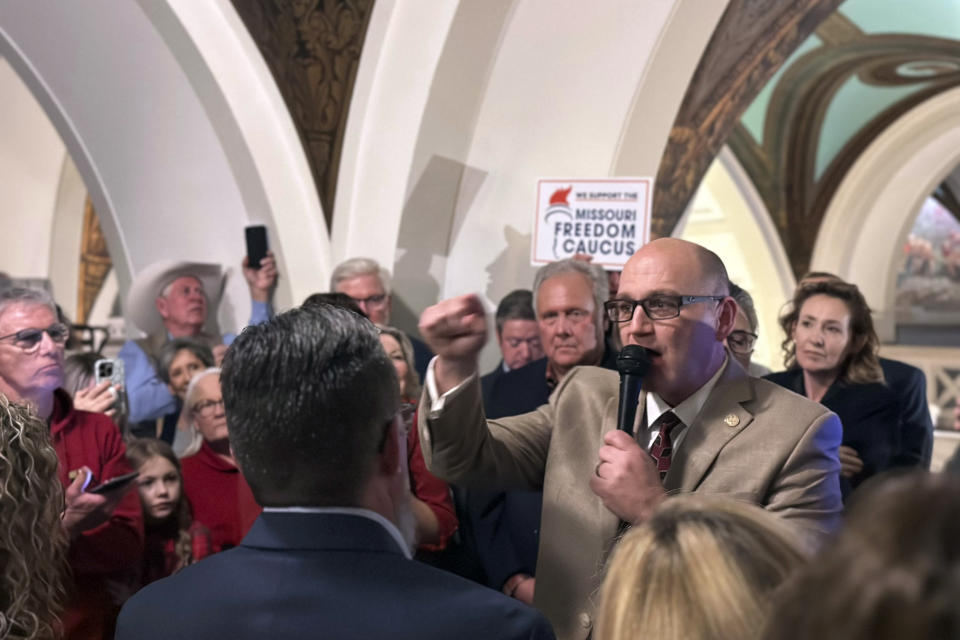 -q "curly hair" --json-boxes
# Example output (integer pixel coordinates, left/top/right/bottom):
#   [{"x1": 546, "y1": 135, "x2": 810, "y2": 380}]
[
  {"x1": 0, "y1": 394, "x2": 67, "y2": 640},
  {"x1": 125, "y1": 438, "x2": 198, "y2": 573},
  {"x1": 778, "y1": 280, "x2": 884, "y2": 385}
]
